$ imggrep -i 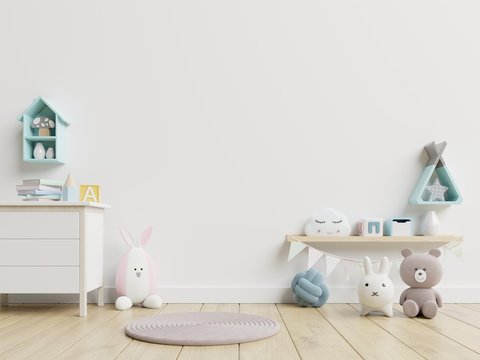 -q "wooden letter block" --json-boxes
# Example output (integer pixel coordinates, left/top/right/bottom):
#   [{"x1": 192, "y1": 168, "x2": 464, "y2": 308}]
[{"x1": 80, "y1": 185, "x2": 100, "y2": 203}]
